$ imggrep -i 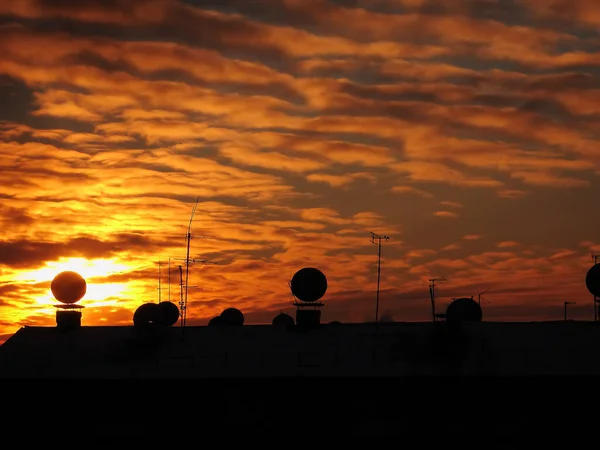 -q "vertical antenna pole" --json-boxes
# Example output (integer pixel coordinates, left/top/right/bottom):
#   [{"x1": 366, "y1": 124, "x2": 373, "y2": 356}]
[
  {"x1": 184, "y1": 228, "x2": 191, "y2": 328},
  {"x1": 158, "y1": 260, "x2": 161, "y2": 303},
  {"x1": 184, "y1": 198, "x2": 200, "y2": 329},
  {"x1": 376, "y1": 237, "x2": 382, "y2": 324},
  {"x1": 168, "y1": 257, "x2": 171, "y2": 303},
  {"x1": 369, "y1": 232, "x2": 389, "y2": 325},
  {"x1": 178, "y1": 265, "x2": 184, "y2": 327},
  {"x1": 428, "y1": 277, "x2": 446, "y2": 322},
  {"x1": 429, "y1": 281, "x2": 435, "y2": 322}
]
